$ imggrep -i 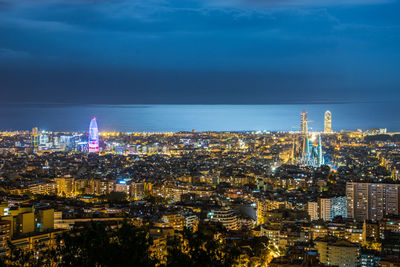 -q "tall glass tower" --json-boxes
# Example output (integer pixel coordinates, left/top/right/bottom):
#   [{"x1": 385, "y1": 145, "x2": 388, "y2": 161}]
[
  {"x1": 324, "y1": 111, "x2": 332, "y2": 133},
  {"x1": 88, "y1": 117, "x2": 99, "y2": 153},
  {"x1": 300, "y1": 110, "x2": 308, "y2": 134}
]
